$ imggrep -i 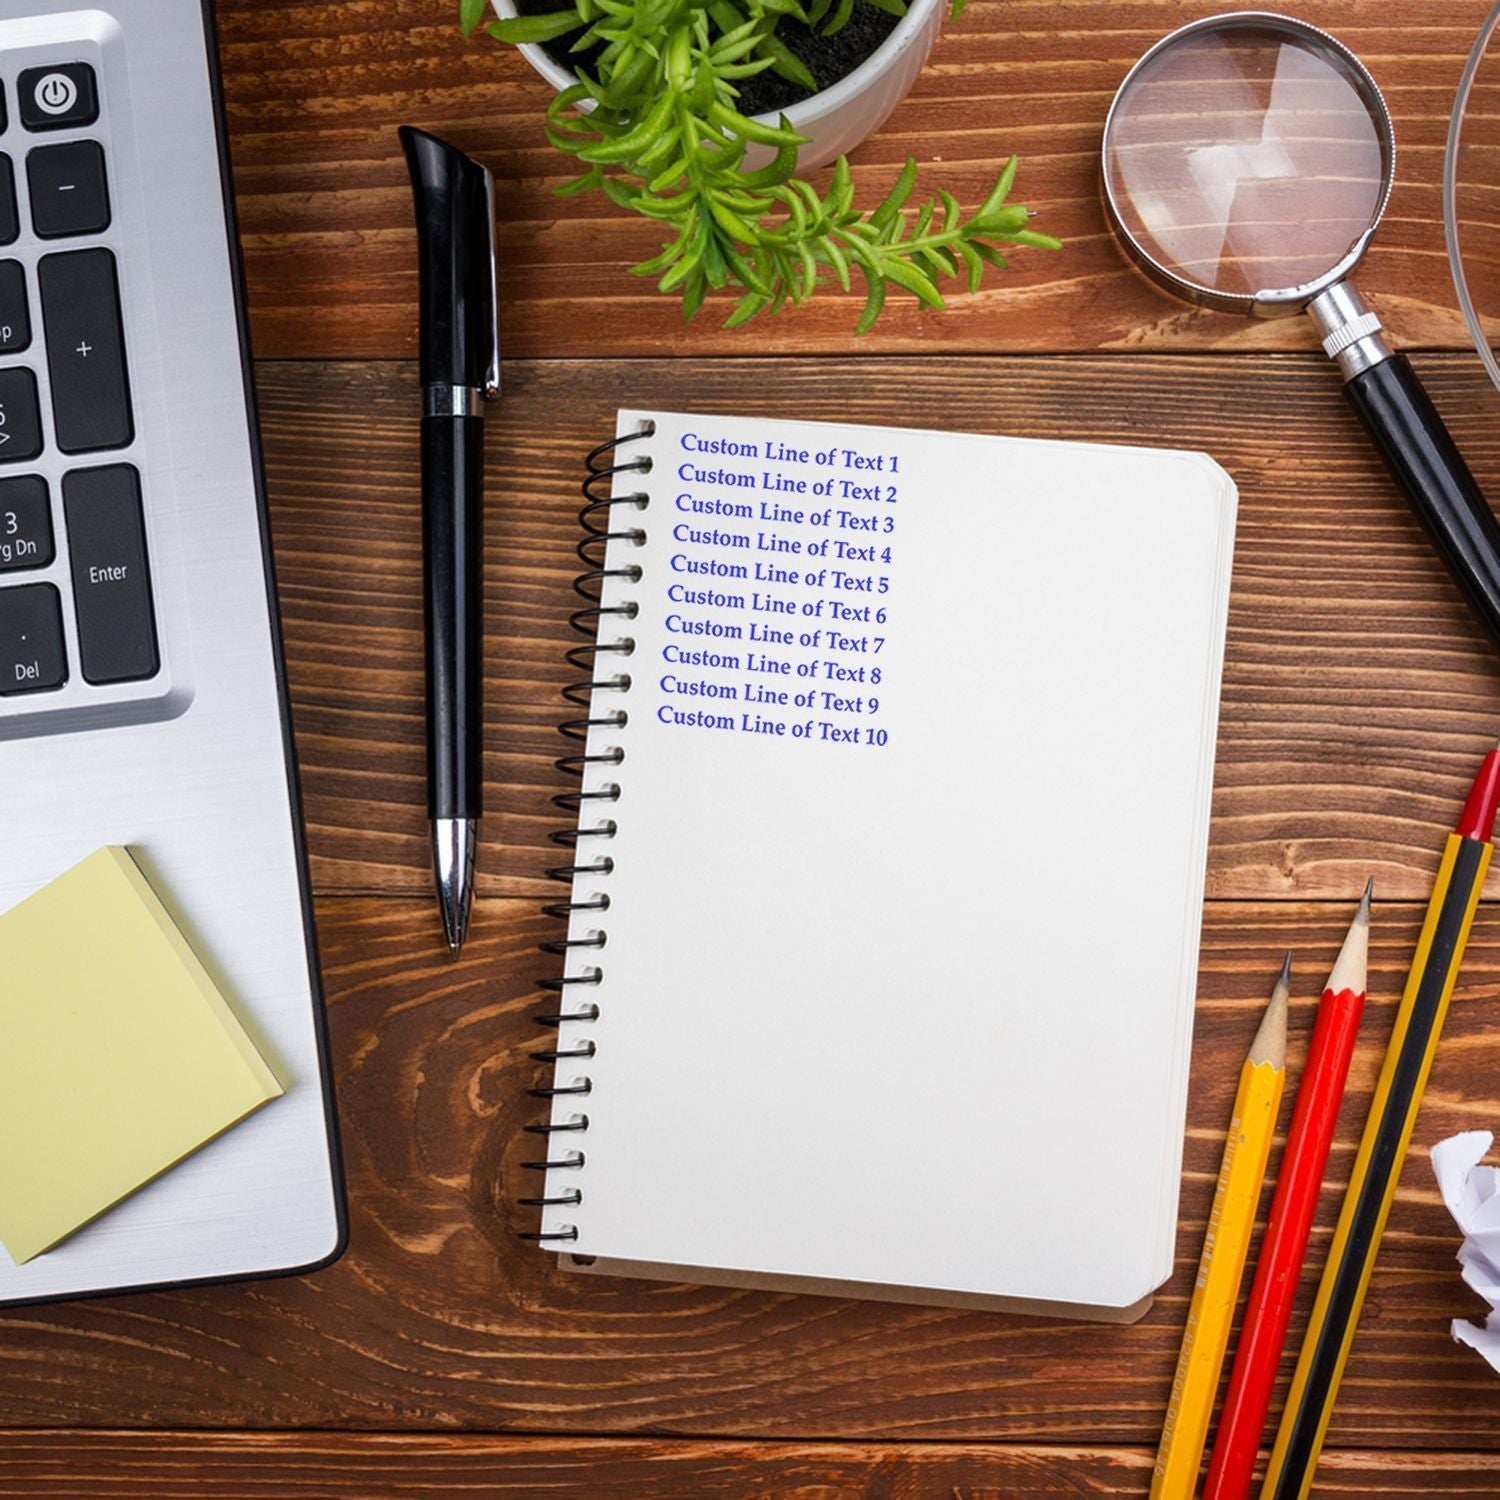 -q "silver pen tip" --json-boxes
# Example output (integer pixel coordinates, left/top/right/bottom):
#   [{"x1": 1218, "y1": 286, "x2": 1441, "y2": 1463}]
[{"x1": 433, "y1": 817, "x2": 477, "y2": 958}]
